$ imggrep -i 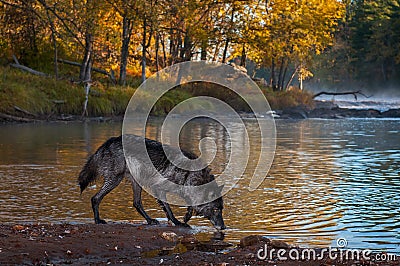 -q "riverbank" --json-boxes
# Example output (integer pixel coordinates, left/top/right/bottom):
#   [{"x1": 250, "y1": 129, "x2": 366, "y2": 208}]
[
  {"x1": 1, "y1": 66, "x2": 400, "y2": 122},
  {"x1": 0, "y1": 223, "x2": 398, "y2": 265},
  {"x1": 0, "y1": 65, "x2": 313, "y2": 121},
  {"x1": 2, "y1": 103, "x2": 400, "y2": 123}
]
